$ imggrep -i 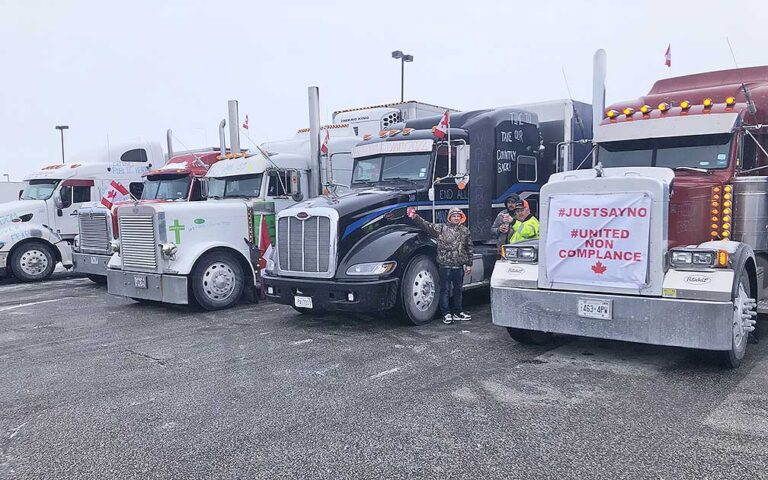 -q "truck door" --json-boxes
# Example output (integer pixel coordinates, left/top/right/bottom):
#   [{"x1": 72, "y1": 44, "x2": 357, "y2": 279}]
[
  {"x1": 266, "y1": 169, "x2": 303, "y2": 211},
  {"x1": 54, "y1": 179, "x2": 94, "y2": 239}
]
